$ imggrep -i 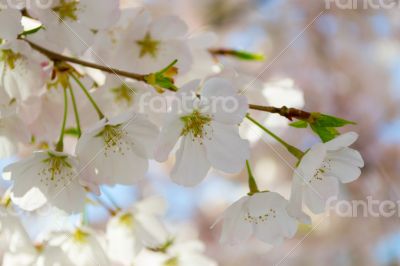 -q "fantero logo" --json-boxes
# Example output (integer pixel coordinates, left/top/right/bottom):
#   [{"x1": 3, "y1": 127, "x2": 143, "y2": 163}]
[
  {"x1": 1, "y1": 0, "x2": 53, "y2": 9},
  {"x1": 325, "y1": 0, "x2": 399, "y2": 10}
]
